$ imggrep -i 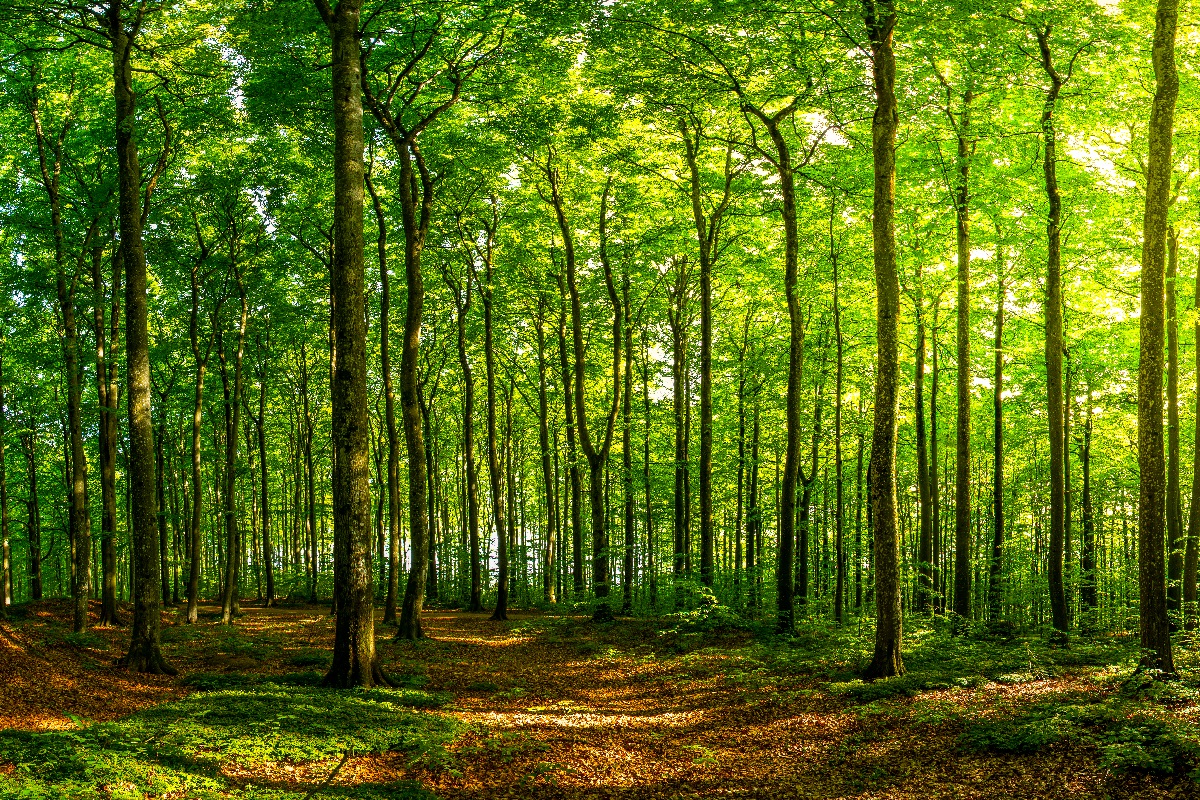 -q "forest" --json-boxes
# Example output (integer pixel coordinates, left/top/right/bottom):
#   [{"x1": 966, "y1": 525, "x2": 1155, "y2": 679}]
[{"x1": 1, "y1": 0, "x2": 1200, "y2": 797}]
